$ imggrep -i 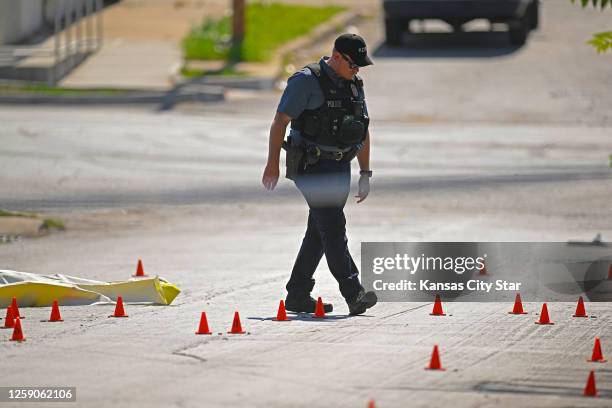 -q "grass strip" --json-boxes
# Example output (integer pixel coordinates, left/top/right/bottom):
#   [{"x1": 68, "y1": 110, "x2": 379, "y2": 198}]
[
  {"x1": 180, "y1": 65, "x2": 247, "y2": 78},
  {"x1": 0, "y1": 85, "x2": 129, "y2": 96},
  {"x1": 184, "y1": 2, "x2": 344, "y2": 62}
]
